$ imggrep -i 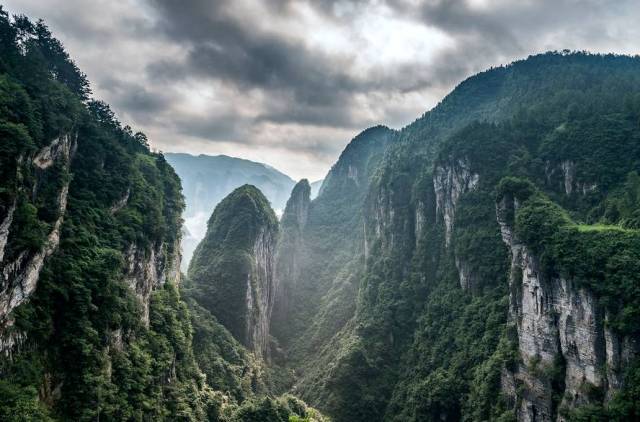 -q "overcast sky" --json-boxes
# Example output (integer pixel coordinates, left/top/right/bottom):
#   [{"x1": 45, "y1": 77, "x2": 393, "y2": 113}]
[{"x1": 4, "y1": 0, "x2": 640, "y2": 180}]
